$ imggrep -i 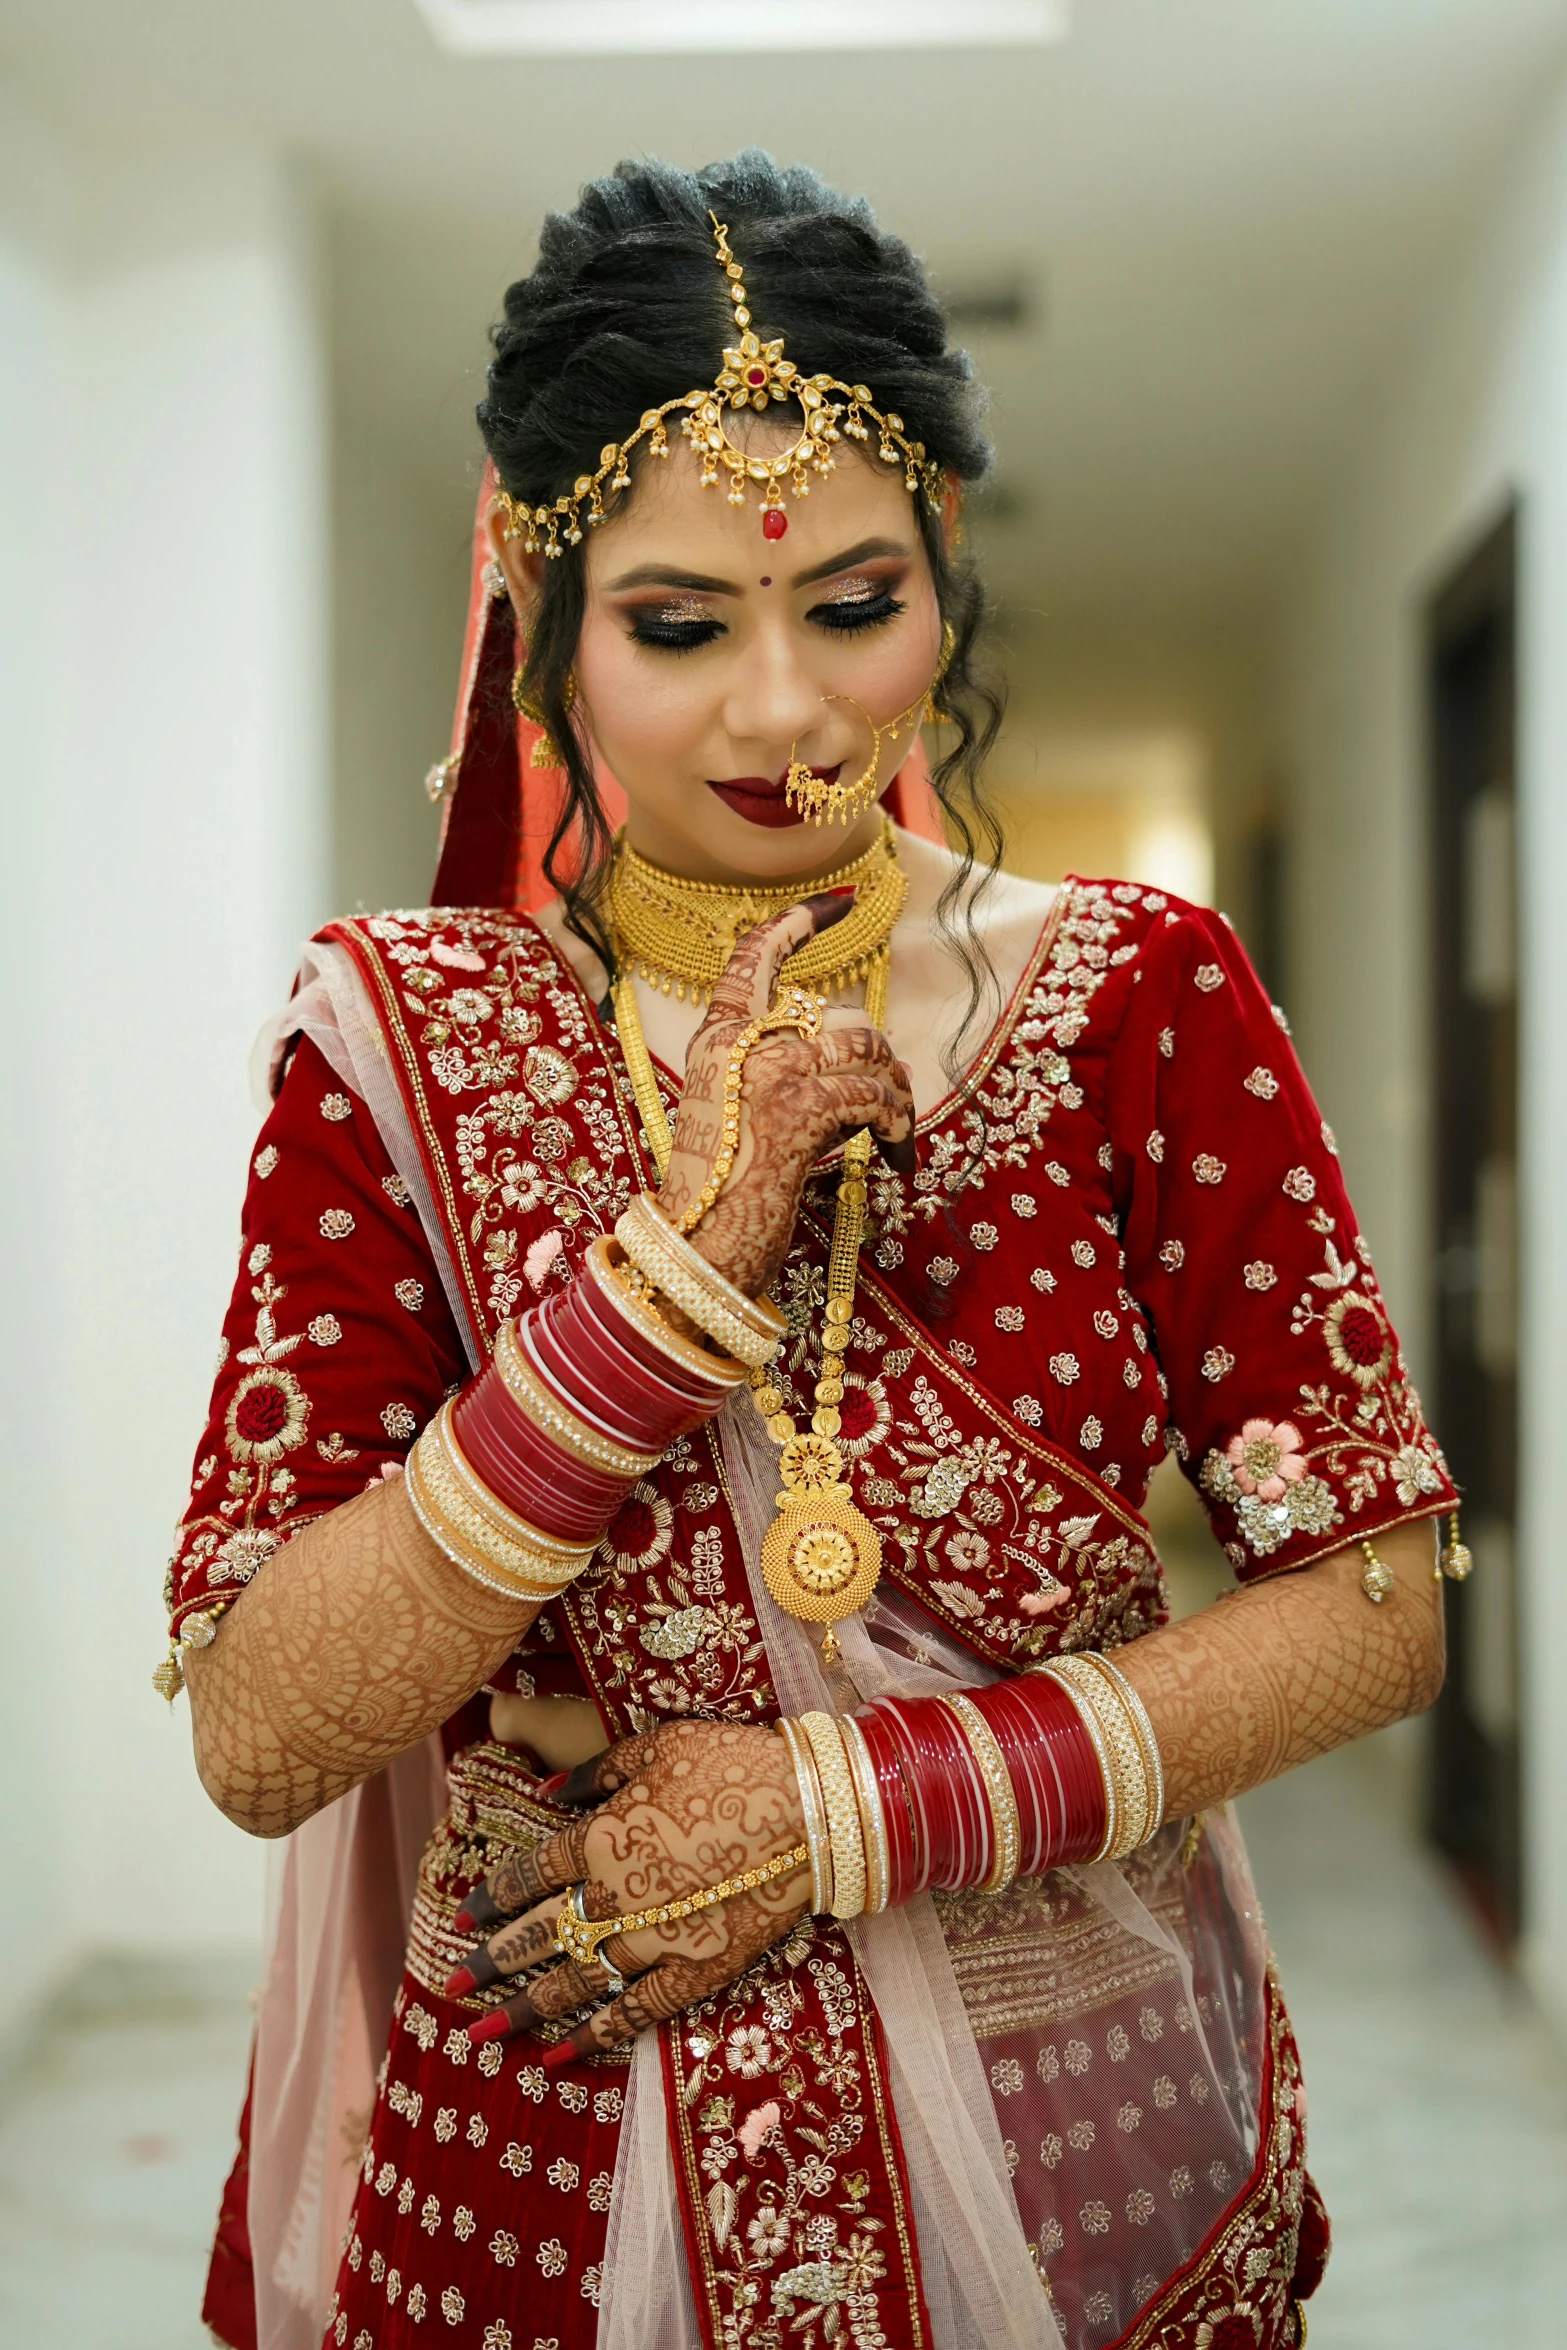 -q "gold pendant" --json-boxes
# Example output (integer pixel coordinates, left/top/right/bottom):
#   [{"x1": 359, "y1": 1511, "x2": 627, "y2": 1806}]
[{"x1": 760, "y1": 1435, "x2": 881, "y2": 1664}]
